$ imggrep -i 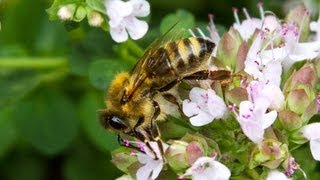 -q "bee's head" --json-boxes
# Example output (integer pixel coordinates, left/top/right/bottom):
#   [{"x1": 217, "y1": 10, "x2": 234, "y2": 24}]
[{"x1": 99, "y1": 110, "x2": 130, "y2": 133}]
